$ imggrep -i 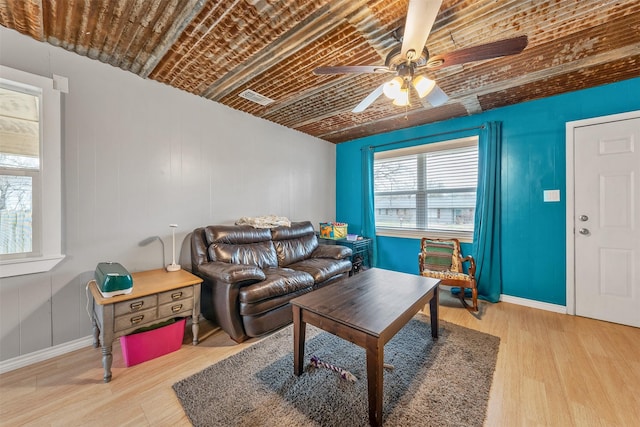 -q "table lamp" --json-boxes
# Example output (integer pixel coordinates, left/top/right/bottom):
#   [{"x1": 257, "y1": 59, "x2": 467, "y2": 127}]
[{"x1": 167, "y1": 224, "x2": 181, "y2": 272}]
